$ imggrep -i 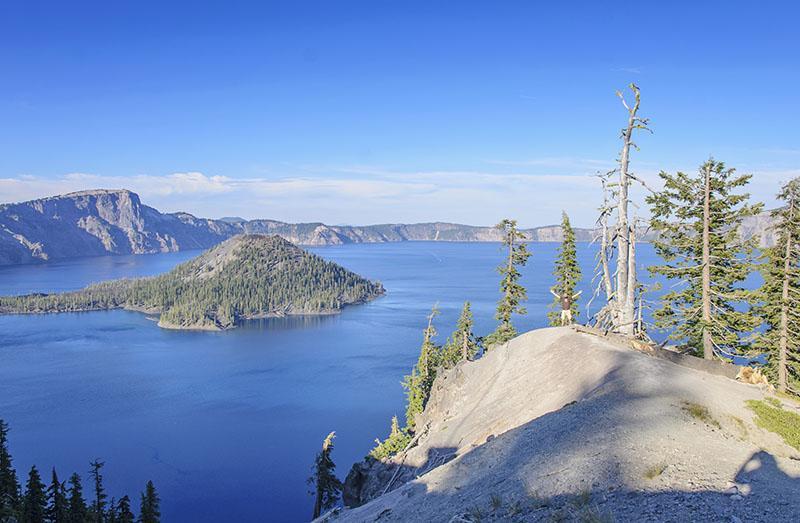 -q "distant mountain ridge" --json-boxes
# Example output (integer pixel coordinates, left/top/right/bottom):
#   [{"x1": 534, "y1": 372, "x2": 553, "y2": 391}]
[{"x1": 0, "y1": 189, "x2": 776, "y2": 266}]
